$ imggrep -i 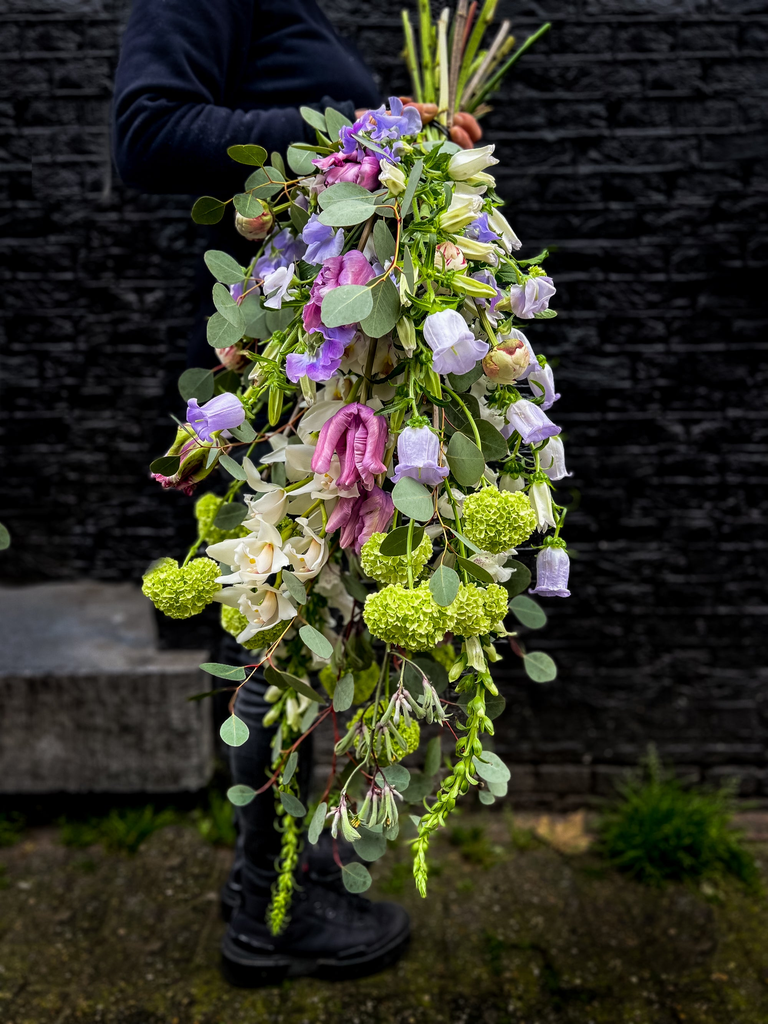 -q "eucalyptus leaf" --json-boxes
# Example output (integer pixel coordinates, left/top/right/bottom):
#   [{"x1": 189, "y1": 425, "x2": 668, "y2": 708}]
[
  {"x1": 317, "y1": 200, "x2": 376, "y2": 228},
  {"x1": 474, "y1": 420, "x2": 509, "y2": 462},
  {"x1": 354, "y1": 828, "x2": 388, "y2": 862},
  {"x1": 287, "y1": 145, "x2": 317, "y2": 175},
  {"x1": 456, "y1": 555, "x2": 495, "y2": 586},
  {"x1": 333, "y1": 673, "x2": 355, "y2": 713},
  {"x1": 429, "y1": 564, "x2": 459, "y2": 607},
  {"x1": 402, "y1": 247, "x2": 415, "y2": 291},
  {"x1": 263, "y1": 666, "x2": 325, "y2": 704},
  {"x1": 212, "y1": 283, "x2": 245, "y2": 331},
  {"x1": 229, "y1": 420, "x2": 257, "y2": 442},
  {"x1": 488, "y1": 778, "x2": 509, "y2": 798},
  {"x1": 341, "y1": 574, "x2": 369, "y2": 602},
  {"x1": 301, "y1": 703, "x2": 319, "y2": 733},
  {"x1": 191, "y1": 196, "x2": 226, "y2": 225},
  {"x1": 213, "y1": 502, "x2": 248, "y2": 530},
  {"x1": 240, "y1": 293, "x2": 268, "y2": 338},
  {"x1": 243, "y1": 167, "x2": 284, "y2": 199},
  {"x1": 227, "y1": 144, "x2": 267, "y2": 166},
  {"x1": 379, "y1": 764, "x2": 410, "y2": 792},
  {"x1": 207, "y1": 311, "x2": 243, "y2": 348},
  {"x1": 265, "y1": 307, "x2": 295, "y2": 333},
  {"x1": 299, "y1": 624, "x2": 333, "y2": 660},
  {"x1": 325, "y1": 105, "x2": 352, "y2": 139},
  {"x1": 204, "y1": 250, "x2": 245, "y2": 285},
  {"x1": 201, "y1": 662, "x2": 246, "y2": 681},
  {"x1": 446, "y1": 432, "x2": 485, "y2": 487},
  {"x1": 403, "y1": 770, "x2": 433, "y2": 802},
  {"x1": 318, "y1": 182, "x2": 376, "y2": 208},
  {"x1": 360, "y1": 276, "x2": 400, "y2": 338},
  {"x1": 473, "y1": 751, "x2": 511, "y2": 784},
  {"x1": 308, "y1": 801, "x2": 327, "y2": 844},
  {"x1": 342, "y1": 862, "x2": 372, "y2": 893},
  {"x1": 282, "y1": 571, "x2": 307, "y2": 605},
  {"x1": 227, "y1": 784, "x2": 256, "y2": 806},
  {"x1": 233, "y1": 192, "x2": 265, "y2": 218},
  {"x1": 479, "y1": 789, "x2": 496, "y2": 805},
  {"x1": 219, "y1": 454, "x2": 247, "y2": 481},
  {"x1": 290, "y1": 201, "x2": 310, "y2": 231},
  {"x1": 447, "y1": 363, "x2": 484, "y2": 392},
  {"x1": 283, "y1": 750, "x2": 298, "y2": 787},
  {"x1": 524, "y1": 651, "x2": 557, "y2": 683},
  {"x1": 178, "y1": 367, "x2": 214, "y2": 403},
  {"x1": 503, "y1": 559, "x2": 532, "y2": 598},
  {"x1": 378, "y1": 525, "x2": 424, "y2": 556},
  {"x1": 424, "y1": 736, "x2": 441, "y2": 777},
  {"x1": 510, "y1": 594, "x2": 547, "y2": 629},
  {"x1": 373, "y1": 220, "x2": 396, "y2": 265},
  {"x1": 279, "y1": 790, "x2": 307, "y2": 817},
  {"x1": 447, "y1": 525, "x2": 482, "y2": 555},
  {"x1": 0, "y1": 523, "x2": 10, "y2": 551},
  {"x1": 391, "y1": 476, "x2": 434, "y2": 522},
  {"x1": 320, "y1": 285, "x2": 373, "y2": 328},
  {"x1": 270, "y1": 151, "x2": 286, "y2": 177},
  {"x1": 220, "y1": 714, "x2": 250, "y2": 747},
  {"x1": 149, "y1": 455, "x2": 180, "y2": 476},
  {"x1": 299, "y1": 105, "x2": 327, "y2": 133}
]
